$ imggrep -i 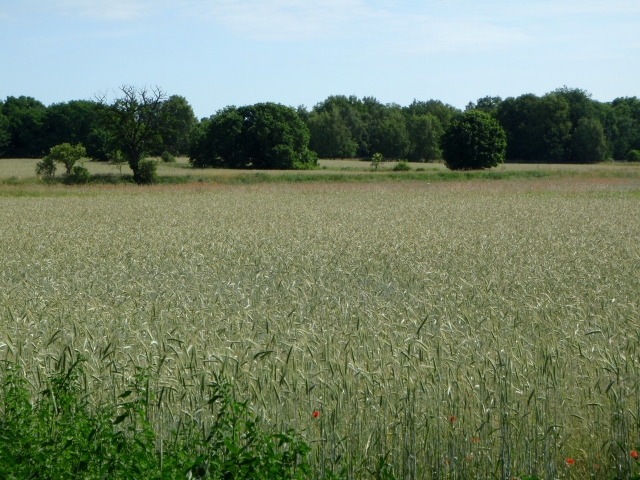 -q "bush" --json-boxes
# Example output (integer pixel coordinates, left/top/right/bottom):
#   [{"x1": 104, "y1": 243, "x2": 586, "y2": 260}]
[
  {"x1": 440, "y1": 111, "x2": 506, "y2": 170},
  {"x1": 393, "y1": 160, "x2": 411, "y2": 171},
  {"x1": 161, "y1": 150, "x2": 176, "y2": 163},
  {"x1": 371, "y1": 152, "x2": 383, "y2": 170},
  {"x1": 44, "y1": 143, "x2": 87, "y2": 175},
  {"x1": 134, "y1": 159, "x2": 158, "y2": 184},
  {"x1": 35, "y1": 156, "x2": 57, "y2": 178},
  {"x1": 66, "y1": 165, "x2": 91, "y2": 184},
  {"x1": 108, "y1": 150, "x2": 127, "y2": 174},
  {"x1": 628, "y1": 149, "x2": 640, "y2": 162},
  {"x1": 0, "y1": 361, "x2": 312, "y2": 480}
]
